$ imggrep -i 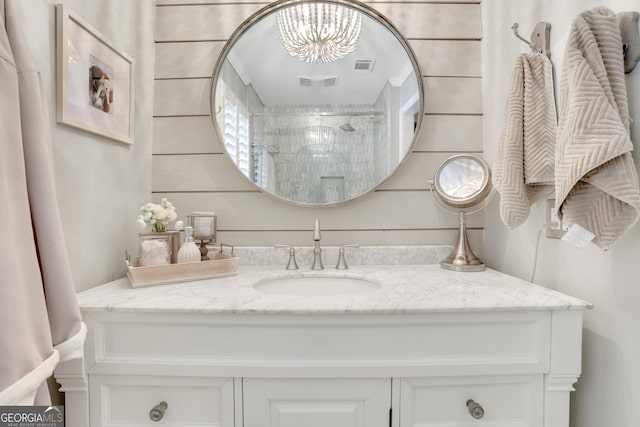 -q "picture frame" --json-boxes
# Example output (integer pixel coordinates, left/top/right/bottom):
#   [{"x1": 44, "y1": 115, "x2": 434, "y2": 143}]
[{"x1": 55, "y1": 4, "x2": 135, "y2": 144}]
